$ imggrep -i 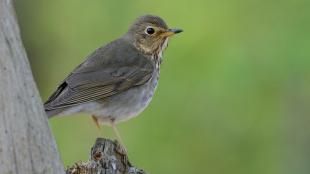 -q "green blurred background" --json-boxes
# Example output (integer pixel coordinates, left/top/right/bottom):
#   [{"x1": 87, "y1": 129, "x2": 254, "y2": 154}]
[{"x1": 15, "y1": 0, "x2": 310, "y2": 173}]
